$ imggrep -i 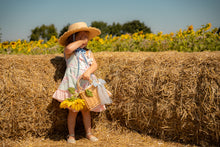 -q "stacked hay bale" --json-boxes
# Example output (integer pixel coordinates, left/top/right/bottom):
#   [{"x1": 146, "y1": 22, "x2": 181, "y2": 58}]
[
  {"x1": 98, "y1": 51, "x2": 220, "y2": 146},
  {"x1": 0, "y1": 55, "x2": 67, "y2": 139},
  {"x1": 0, "y1": 52, "x2": 219, "y2": 146}
]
